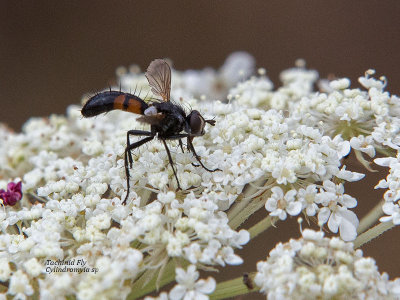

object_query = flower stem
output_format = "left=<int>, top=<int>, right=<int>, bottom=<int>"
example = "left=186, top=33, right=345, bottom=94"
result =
left=210, top=272, right=258, bottom=300
left=357, top=199, right=384, bottom=234
left=248, top=215, right=273, bottom=239
left=228, top=178, right=266, bottom=221
left=228, top=178, right=272, bottom=230
left=354, top=221, right=395, bottom=248
left=127, top=259, right=177, bottom=300
left=354, top=149, right=376, bottom=172
left=229, top=196, right=266, bottom=230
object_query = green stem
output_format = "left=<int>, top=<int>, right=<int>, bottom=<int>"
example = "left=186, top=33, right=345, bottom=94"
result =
left=248, top=215, right=273, bottom=239
left=354, top=150, right=376, bottom=172
left=227, top=193, right=245, bottom=222
left=127, top=259, right=178, bottom=300
left=229, top=196, right=267, bottom=230
left=376, top=147, right=395, bottom=157
left=227, top=178, right=266, bottom=222
left=210, top=272, right=259, bottom=300
left=354, top=221, right=395, bottom=248
left=357, top=200, right=384, bottom=234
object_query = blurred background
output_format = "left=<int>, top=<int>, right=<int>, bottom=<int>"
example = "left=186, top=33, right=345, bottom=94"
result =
left=1, top=0, right=399, bottom=293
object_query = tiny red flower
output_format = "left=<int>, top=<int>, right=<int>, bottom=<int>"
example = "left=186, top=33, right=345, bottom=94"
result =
left=0, top=181, right=23, bottom=206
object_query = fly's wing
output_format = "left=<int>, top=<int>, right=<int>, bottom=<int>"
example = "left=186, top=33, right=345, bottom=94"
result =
left=145, top=59, right=171, bottom=102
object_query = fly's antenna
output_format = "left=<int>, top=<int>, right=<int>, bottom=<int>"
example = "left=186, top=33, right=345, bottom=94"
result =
left=204, top=101, right=217, bottom=126
left=205, top=117, right=216, bottom=126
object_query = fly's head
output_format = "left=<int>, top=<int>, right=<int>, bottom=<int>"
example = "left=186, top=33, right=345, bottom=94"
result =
left=186, top=110, right=216, bottom=137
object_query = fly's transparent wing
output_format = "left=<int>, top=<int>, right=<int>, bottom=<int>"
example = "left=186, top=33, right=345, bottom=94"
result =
left=145, top=59, right=171, bottom=102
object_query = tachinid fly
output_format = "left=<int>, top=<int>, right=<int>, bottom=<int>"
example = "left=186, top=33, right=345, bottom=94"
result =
left=81, top=59, right=219, bottom=204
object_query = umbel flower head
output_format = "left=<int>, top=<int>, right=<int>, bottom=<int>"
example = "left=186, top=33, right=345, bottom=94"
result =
left=254, top=228, right=400, bottom=300
left=0, top=53, right=399, bottom=299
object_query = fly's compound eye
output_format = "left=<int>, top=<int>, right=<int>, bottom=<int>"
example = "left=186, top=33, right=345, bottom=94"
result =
left=188, top=110, right=206, bottom=135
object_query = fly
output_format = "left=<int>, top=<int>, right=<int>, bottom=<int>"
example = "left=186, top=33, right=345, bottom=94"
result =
left=81, top=59, right=219, bottom=204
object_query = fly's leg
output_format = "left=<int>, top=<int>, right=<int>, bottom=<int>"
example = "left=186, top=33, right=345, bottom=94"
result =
left=163, top=133, right=220, bottom=173
left=178, top=139, right=200, bottom=168
left=187, top=137, right=220, bottom=172
left=179, top=139, right=185, bottom=153
left=123, top=134, right=154, bottom=204
left=161, top=139, right=182, bottom=190
left=126, top=130, right=153, bottom=168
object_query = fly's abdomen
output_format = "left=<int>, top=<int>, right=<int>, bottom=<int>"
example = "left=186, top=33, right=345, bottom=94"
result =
left=81, top=91, right=148, bottom=117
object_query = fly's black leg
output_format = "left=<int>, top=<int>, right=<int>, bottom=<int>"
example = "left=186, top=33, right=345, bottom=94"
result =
left=187, top=137, right=220, bottom=172
left=127, top=130, right=153, bottom=168
left=163, top=134, right=219, bottom=172
left=161, top=139, right=182, bottom=190
left=123, top=135, right=154, bottom=204
left=166, top=135, right=199, bottom=168
left=179, top=139, right=185, bottom=153
left=179, top=139, right=197, bottom=167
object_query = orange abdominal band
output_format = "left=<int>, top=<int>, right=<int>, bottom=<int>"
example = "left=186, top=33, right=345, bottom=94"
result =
left=113, top=94, right=143, bottom=114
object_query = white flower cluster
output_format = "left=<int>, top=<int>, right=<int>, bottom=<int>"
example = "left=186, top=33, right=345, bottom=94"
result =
left=229, top=62, right=318, bottom=110
left=254, top=229, right=400, bottom=300
left=0, top=53, right=399, bottom=299
left=266, top=180, right=359, bottom=241
left=293, top=70, right=400, bottom=152
left=375, top=151, right=400, bottom=225
left=122, top=191, right=249, bottom=268
left=201, top=104, right=362, bottom=240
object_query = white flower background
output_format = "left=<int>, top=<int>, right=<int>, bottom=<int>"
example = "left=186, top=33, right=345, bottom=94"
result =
left=0, top=53, right=399, bottom=299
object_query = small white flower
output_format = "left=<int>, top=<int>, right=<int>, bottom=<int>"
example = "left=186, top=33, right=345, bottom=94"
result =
left=350, top=135, right=376, bottom=157
left=329, top=78, right=351, bottom=90
left=266, top=187, right=301, bottom=220
left=8, top=270, right=34, bottom=299
left=23, top=258, right=43, bottom=277
left=336, top=166, right=365, bottom=182
left=358, top=69, right=386, bottom=90
left=380, top=202, right=400, bottom=224
left=0, top=258, right=11, bottom=281
left=157, top=191, right=176, bottom=204
left=87, top=212, right=111, bottom=230
left=82, top=140, right=104, bottom=156
left=271, top=161, right=297, bottom=185
left=297, top=184, right=319, bottom=216
left=169, top=265, right=216, bottom=300
left=316, top=181, right=358, bottom=241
